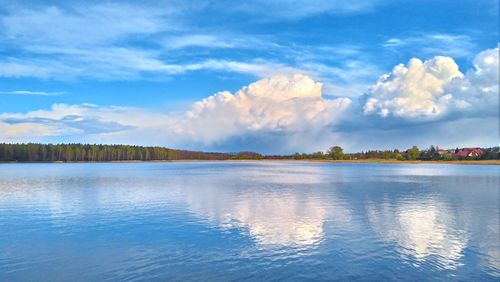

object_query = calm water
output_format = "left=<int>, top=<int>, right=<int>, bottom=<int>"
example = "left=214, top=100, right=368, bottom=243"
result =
left=0, top=162, right=499, bottom=281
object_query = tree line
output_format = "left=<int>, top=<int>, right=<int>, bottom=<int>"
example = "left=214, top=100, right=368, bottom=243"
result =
left=0, top=143, right=498, bottom=162
left=0, top=143, right=262, bottom=162
left=282, top=145, right=499, bottom=161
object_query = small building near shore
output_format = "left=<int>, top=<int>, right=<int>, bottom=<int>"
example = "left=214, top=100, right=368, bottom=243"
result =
left=455, top=148, right=485, bottom=158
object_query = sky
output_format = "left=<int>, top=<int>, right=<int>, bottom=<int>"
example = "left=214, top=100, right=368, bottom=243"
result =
left=0, top=0, right=498, bottom=153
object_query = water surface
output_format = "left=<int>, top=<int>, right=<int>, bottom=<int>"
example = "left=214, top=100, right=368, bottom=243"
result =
left=0, top=162, right=498, bottom=281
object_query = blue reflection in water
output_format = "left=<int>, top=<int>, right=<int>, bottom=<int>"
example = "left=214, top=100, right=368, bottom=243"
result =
left=0, top=162, right=498, bottom=281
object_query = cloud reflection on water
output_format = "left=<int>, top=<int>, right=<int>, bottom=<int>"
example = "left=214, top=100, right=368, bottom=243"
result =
left=0, top=162, right=498, bottom=277
left=177, top=163, right=350, bottom=246
left=367, top=199, right=467, bottom=270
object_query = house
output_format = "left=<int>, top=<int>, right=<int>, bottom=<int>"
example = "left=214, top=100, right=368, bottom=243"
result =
left=455, top=148, right=485, bottom=158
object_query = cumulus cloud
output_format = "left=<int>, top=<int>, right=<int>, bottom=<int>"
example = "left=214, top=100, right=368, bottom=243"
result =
left=170, top=74, right=351, bottom=145
left=363, top=56, right=463, bottom=118
left=0, top=74, right=351, bottom=152
left=363, top=46, right=499, bottom=120
left=443, top=47, right=499, bottom=116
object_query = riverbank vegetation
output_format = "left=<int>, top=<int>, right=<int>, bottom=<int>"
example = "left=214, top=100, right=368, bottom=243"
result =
left=280, top=145, right=499, bottom=161
left=0, top=143, right=498, bottom=162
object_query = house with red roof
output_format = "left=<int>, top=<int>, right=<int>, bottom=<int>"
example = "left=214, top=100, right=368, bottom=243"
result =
left=455, top=148, right=485, bottom=158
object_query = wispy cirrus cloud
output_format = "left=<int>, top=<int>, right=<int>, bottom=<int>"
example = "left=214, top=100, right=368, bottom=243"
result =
left=383, top=33, right=476, bottom=58
left=0, top=0, right=382, bottom=90
left=0, top=90, right=66, bottom=96
left=219, top=0, right=385, bottom=20
left=0, top=103, right=139, bottom=139
left=0, top=50, right=296, bottom=80
left=1, top=3, right=174, bottom=47
left=161, top=34, right=277, bottom=50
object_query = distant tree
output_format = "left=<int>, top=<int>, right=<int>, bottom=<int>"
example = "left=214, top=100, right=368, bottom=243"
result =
left=2, top=144, right=14, bottom=161
left=394, top=152, right=404, bottom=161
left=64, top=146, right=74, bottom=162
left=310, top=151, right=325, bottom=159
left=481, top=147, right=500, bottom=160
left=407, top=146, right=420, bottom=160
left=328, top=146, right=345, bottom=160
left=429, top=145, right=440, bottom=160
left=74, top=146, right=82, bottom=161
left=441, top=151, right=453, bottom=161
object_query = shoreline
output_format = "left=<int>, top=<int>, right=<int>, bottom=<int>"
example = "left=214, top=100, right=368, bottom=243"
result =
left=1, top=159, right=499, bottom=165
left=296, top=159, right=500, bottom=165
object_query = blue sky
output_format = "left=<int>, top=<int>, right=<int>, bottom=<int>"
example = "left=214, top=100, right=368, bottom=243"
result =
left=0, top=0, right=498, bottom=153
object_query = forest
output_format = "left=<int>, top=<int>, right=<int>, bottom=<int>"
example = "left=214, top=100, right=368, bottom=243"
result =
left=0, top=143, right=262, bottom=162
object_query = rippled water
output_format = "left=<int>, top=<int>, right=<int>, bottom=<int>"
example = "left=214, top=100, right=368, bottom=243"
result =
left=0, top=162, right=499, bottom=281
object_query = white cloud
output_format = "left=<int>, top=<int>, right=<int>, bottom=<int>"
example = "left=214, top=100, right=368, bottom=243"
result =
left=363, top=56, right=463, bottom=118
left=0, top=120, right=59, bottom=138
left=444, top=46, right=499, bottom=115
left=0, top=104, right=141, bottom=139
left=363, top=46, right=499, bottom=120
left=0, top=74, right=350, bottom=152
left=171, top=74, right=351, bottom=145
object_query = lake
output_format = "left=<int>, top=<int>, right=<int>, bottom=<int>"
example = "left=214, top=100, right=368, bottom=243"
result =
left=0, top=162, right=498, bottom=281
